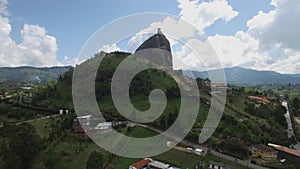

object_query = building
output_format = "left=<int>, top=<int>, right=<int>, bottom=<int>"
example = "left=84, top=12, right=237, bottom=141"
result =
left=72, top=115, right=92, bottom=139
left=211, top=83, right=228, bottom=89
left=72, top=119, right=88, bottom=138
left=94, top=122, right=112, bottom=130
left=248, top=96, right=271, bottom=104
left=129, top=158, right=153, bottom=169
left=148, top=160, right=170, bottom=169
left=76, top=115, right=92, bottom=126
left=249, top=144, right=277, bottom=161
left=194, top=148, right=205, bottom=156
left=268, top=143, right=300, bottom=166
left=209, top=161, right=235, bottom=169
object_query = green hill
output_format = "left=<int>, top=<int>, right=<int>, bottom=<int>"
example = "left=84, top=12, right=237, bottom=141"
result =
left=31, top=32, right=293, bottom=159
left=189, top=66, right=300, bottom=85
left=0, top=66, right=71, bottom=83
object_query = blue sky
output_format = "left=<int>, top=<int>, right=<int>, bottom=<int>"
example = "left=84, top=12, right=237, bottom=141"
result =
left=1, top=0, right=300, bottom=73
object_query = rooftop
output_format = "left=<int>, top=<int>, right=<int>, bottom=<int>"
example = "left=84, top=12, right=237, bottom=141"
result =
left=274, top=146, right=300, bottom=157
left=131, top=158, right=153, bottom=169
left=148, top=160, right=170, bottom=169
left=250, top=144, right=276, bottom=153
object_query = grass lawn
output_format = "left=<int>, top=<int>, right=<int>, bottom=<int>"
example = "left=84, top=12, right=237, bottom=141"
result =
left=126, top=125, right=158, bottom=138
left=31, top=135, right=111, bottom=169
left=29, top=117, right=52, bottom=139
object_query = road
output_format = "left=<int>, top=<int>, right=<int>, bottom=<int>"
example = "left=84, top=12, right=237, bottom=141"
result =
left=131, top=122, right=269, bottom=169
left=282, top=101, right=295, bottom=138
left=15, top=114, right=60, bottom=125
left=282, top=101, right=300, bottom=150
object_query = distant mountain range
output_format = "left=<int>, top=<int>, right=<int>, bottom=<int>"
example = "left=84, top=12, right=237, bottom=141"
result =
left=1, top=66, right=300, bottom=85
left=0, top=66, right=71, bottom=83
left=186, top=66, right=300, bottom=85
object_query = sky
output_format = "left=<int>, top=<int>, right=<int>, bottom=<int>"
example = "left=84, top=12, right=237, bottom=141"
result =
left=0, top=0, right=300, bottom=74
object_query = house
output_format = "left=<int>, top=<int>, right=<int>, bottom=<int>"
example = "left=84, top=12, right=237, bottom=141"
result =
left=72, top=119, right=88, bottom=138
left=249, top=144, right=277, bottom=161
left=129, top=158, right=153, bottom=169
left=248, top=96, right=271, bottom=104
left=148, top=160, right=170, bottom=169
left=72, top=115, right=92, bottom=139
left=185, top=147, right=193, bottom=154
left=211, top=83, right=228, bottom=89
left=76, top=115, right=92, bottom=126
left=94, top=122, right=112, bottom=130
left=268, top=144, right=300, bottom=166
left=194, top=148, right=205, bottom=156
left=209, top=161, right=235, bottom=169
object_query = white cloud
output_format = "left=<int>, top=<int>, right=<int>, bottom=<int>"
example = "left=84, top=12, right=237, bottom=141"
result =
left=0, top=1, right=60, bottom=67
left=208, top=31, right=264, bottom=68
left=127, top=0, right=238, bottom=71
left=0, top=0, right=9, bottom=16
left=172, top=0, right=300, bottom=74
left=127, top=17, right=199, bottom=52
left=100, top=43, right=121, bottom=53
left=178, top=0, right=238, bottom=33
left=0, top=21, right=59, bottom=67
left=247, top=0, right=300, bottom=51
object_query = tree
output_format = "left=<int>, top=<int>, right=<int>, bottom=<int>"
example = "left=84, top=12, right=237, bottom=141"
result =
left=4, top=152, right=22, bottom=169
left=292, top=98, right=300, bottom=116
left=274, top=105, right=287, bottom=127
left=167, top=110, right=177, bottom=127
left=293, top=98, right=300, bottom=110
left=0, top=123, right=42, bottom=169
left=86, top=151, right=104, bottom=169
left=44, top=149, right=59, bottom=169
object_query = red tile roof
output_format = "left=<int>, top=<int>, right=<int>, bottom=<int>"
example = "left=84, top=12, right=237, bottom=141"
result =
left=131, top=159, right=153, bottom=169
left=275, top=146, right=300, bottom=157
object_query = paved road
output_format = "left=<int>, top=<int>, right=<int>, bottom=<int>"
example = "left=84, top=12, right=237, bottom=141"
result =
left=131, top=122, right=269, bottom=169
left=282, top=101, right=300, bottom=150
left=15, top=114, right=60, bottom=125
left=282, top=101, right=295, bottom=138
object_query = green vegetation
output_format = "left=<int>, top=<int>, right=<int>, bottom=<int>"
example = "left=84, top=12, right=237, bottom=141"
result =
left=30, top=52, right=294, bottom=158
left=0, top=66, right=71, bottom=83
left=114, top=149, right=250, bottom=169
left=31, top=136, right=112, bottom=169
left=125, top=126, right=157, bottom=138
left=1, top=51, right=298, bottom=168
left=0, top=123, right=43, bottom=169
left=86, top=151, right=104, bottom=169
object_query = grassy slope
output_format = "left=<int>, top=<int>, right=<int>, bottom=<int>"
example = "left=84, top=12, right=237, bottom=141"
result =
left=30, top=52, right=291, bottom=164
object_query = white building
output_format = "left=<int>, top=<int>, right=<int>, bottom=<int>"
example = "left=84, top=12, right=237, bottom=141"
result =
left=94, top=122, right=112, bottom=130
left=148, top=160, right=170, bottom=169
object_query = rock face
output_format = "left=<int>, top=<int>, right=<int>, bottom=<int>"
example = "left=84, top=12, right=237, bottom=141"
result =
left=135, top=28, right=173, bottom=68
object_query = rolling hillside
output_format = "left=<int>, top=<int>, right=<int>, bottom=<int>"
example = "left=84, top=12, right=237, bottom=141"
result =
left=187, top=66, right=300, bottom=85
left=0, top=66, right=72, bottom=83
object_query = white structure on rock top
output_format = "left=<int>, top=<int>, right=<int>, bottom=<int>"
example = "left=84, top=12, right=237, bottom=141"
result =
left=157, top=28, right=162, bottom=34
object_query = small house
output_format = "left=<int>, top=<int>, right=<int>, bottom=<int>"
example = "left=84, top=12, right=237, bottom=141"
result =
left=249, top=144, right=277, bottom=161
left=209, top=161, right=235, bottom=169
left=129, top=158, right=153, bottom=169
left=148, top=160, right=170, bottom=169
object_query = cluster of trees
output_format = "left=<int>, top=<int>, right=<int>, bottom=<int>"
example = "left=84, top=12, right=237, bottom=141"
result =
left=290, top=97, right=300, bottom=117
left=46, top=112, right=76, bottom=142
left=152, top=108, right=178, bottom=129
left=244, top=102, right=287, bottom=127
left=7, top=109, right=36, bottom=120
left=0, top=104, right=37, bottom=120
left=86, top=151, right=104, bottom=169
left=0, top=123, right=43, bottom=169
